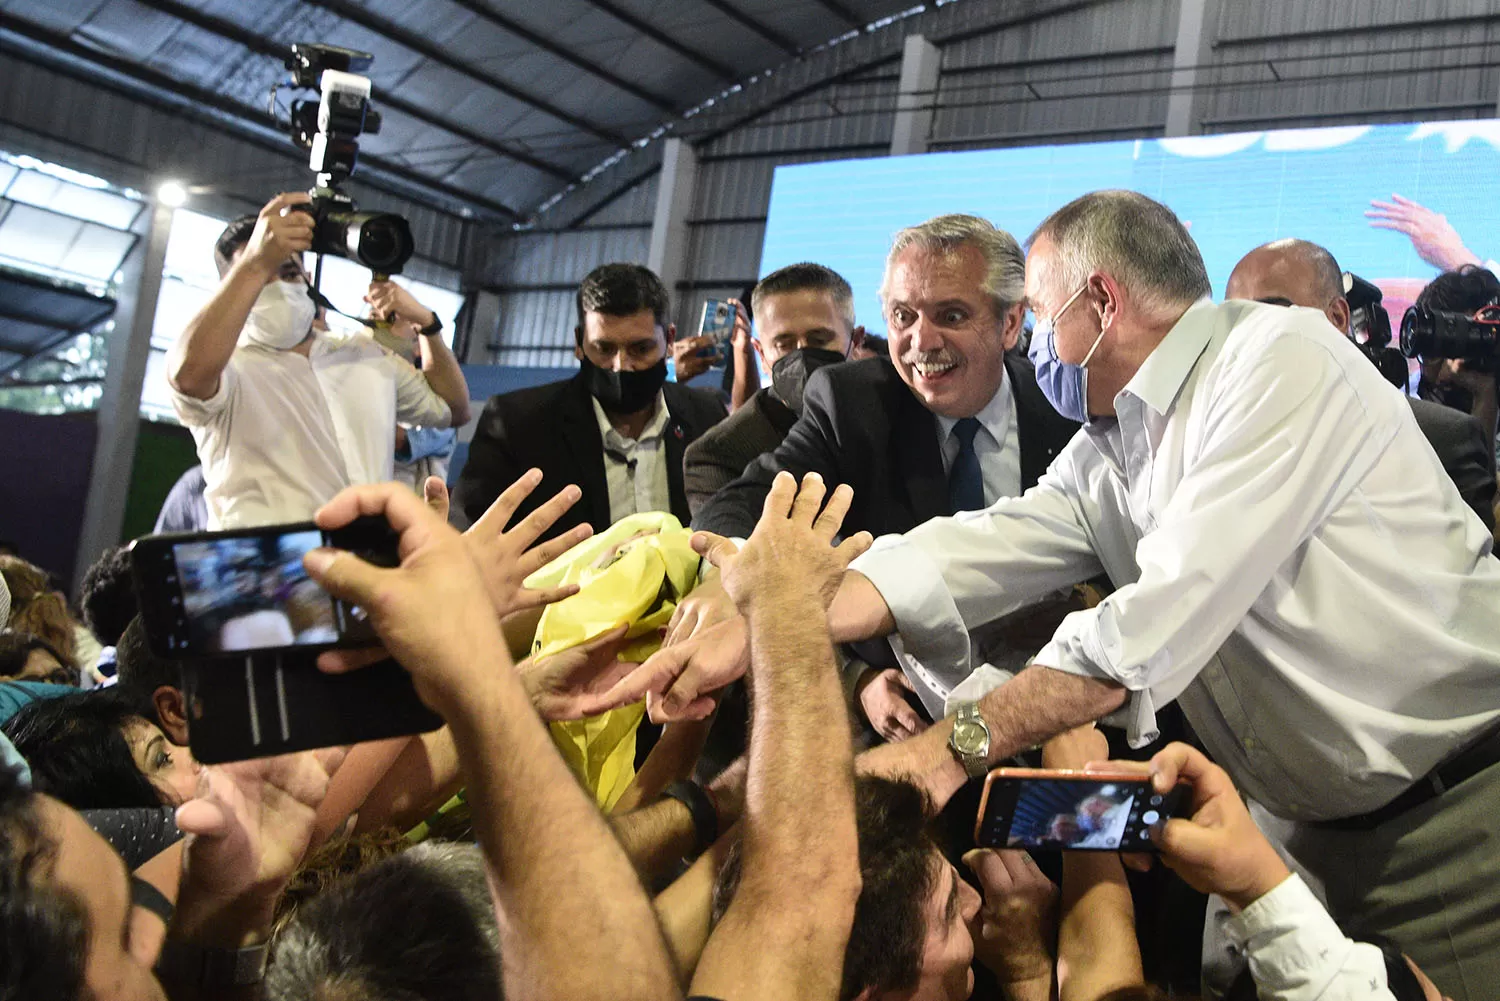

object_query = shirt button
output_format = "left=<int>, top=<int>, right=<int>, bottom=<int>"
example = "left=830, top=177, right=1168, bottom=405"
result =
left=1243, top=737, right=1256, bottom=751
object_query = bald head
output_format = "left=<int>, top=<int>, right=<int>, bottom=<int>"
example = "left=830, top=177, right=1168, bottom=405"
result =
left=1227, top=239, right=1350, bottom=333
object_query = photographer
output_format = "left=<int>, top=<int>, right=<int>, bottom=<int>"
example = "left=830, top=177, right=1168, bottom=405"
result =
left=1409, top=265, right=1500, bottom=464
left=167, top=192, right=471, bottom=529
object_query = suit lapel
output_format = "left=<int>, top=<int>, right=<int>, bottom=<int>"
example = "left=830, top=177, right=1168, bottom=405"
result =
left=662, top=385, right=692, bottom=525
left=892, top=387, right=949, bottom=522
left=560, top=375, right=612, bottom=531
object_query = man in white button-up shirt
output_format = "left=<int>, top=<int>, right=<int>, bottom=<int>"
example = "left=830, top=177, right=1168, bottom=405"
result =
left=812, top=191, right=1500, bottom=998
left=167, top=193, right=472, bottom=529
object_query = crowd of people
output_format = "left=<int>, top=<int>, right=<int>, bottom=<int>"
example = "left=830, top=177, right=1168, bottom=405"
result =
left=1, top=182, right=1495, bottom=1001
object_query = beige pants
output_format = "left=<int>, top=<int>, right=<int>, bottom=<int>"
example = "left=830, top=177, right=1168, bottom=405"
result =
left=1215, top=762, right=1500, bottom=1001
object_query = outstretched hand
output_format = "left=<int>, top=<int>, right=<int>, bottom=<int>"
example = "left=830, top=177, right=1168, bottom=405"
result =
left=693, top=471, right=872, bottom=615
left=1367, top=193, right=1480, bottom=272
left=172, top=748, right=346, bottom=942
left=518, top=625, right=635, bottom=721
left=427, top=471, right=593, bottom=619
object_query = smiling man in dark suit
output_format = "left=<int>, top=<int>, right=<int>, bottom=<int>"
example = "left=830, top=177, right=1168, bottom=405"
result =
left=692, top=215, right=1080, bottom=737
left=454, top=263, right=727, bottom=540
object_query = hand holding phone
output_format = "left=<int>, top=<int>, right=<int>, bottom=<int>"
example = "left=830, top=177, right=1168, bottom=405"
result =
left=975, top=767, right=1189, bottom=852
left=696, top=298, right=737, bottom=365
left=1118, top=743, right=1291, bottom=910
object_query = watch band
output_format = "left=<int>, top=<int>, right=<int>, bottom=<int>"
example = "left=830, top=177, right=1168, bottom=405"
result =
left=417, top=312, right=444, bottom=337
left=662, top=779, right=719, bottom=854
left=951, top=701, right=992, bottom=779
left=156, top=939, right=270, bottom=988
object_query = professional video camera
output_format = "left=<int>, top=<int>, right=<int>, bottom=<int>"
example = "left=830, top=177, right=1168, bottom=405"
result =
left=279, top=43, right=414, bottom=276
left=1400, top=300, right=1500, bottom=374
left=1343, top=272, right=1408, bottom=390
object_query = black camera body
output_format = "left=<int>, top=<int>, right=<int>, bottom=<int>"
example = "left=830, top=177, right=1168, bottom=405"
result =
left=1344, top=272, right=1408, bottom=390
left=1400, top=303, right=1500, bottom=374
left=282, top=43, right=414, bottom=275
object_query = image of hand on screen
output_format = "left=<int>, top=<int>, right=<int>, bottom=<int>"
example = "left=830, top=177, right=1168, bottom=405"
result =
left=1367, top=193, right=1483, bottom=273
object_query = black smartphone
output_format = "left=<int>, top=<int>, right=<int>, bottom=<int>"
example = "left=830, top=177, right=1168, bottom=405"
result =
left=129, top=516, right=441, bottom=763
left=130, top=516, right=398, bottom=659
left=975, top=767, right=1189, bottom=852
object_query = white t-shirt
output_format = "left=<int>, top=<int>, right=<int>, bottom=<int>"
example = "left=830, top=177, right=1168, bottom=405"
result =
left=171, top=333, right=451, bottom=529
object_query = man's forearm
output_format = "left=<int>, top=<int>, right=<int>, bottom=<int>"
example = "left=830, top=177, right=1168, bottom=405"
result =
left=730, top=350, right=760, bottom=412
left=446, top=662, right=678, bottom=1001
left=1058, top=854, right=1144, bottom=1001
left=168, top=260, right=267, bottom=398
left=419, top=331, right=472, bottom=426
left=828, top=570, right=896, bottom=644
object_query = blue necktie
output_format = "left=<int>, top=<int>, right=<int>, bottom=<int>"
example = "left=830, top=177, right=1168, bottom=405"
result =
left=948, top=417, right=985, bottom=514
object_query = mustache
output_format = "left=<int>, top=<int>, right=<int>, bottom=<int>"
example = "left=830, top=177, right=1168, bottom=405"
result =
left=901, top=349, right=961, bottom=368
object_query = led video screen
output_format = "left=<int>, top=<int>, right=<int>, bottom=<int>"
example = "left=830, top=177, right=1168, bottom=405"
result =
left=759, top=121, right=1500, bottom=336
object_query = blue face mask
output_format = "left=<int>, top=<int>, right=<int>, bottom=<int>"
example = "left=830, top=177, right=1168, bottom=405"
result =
left=1028, top=283, right=1105, bottom=423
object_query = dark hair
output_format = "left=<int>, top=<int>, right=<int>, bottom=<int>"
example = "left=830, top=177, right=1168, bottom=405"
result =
left=79, top=547, right=135, bottom=648
left=0, top=631, right=76, bottom=687
left=0, top=764, right=89, bottom=1001
left=114, top=617, right=180, bottom=706
left=713, top=776, right=936, bottom=1000
left=214, top=213, right=259, bottom=278
left=574, top=263, right=670, bottom=340
left=267, top=842, right=502, bottom=1001
left=3, top=689, right=165, bottom=810
left=1415, top=264, right=1500, bottom=315
left=861, top=333, right=889, bottom=356
left=0, top=556, right=78, bottom=667
left=752, top=262, right=856, bottom=329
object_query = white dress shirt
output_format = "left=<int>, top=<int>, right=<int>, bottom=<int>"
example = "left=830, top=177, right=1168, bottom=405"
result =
left=172, top=332, right=452, bottom=529
left=1227, top=875, right=1395, bottom=1001
left=593, top=392, right=672, bottom=525
left=853, top=299, right=1500, bottom=820
left=936, top=365, right=1023, bottom=504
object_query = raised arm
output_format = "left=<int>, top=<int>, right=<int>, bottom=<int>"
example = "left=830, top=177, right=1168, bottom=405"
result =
left=368, top=279, right=472, bottom=426
left=305, top=483, right=679, bottom=1001
left=168, top=192, right=312, bottom=399
left=689, top=472, right=872, bottom=1000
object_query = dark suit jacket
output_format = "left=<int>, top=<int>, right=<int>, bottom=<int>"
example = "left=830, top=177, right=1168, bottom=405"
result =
left=453, top=373, right=728, bottom=541
left=693, top=354, right=1080, bottom=539
left=683, top=388, right=798, bottom=518
left=1408, top=397, right=1496, bottom=532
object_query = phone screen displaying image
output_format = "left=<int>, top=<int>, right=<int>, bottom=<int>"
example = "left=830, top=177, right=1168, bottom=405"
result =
left=171, top=531, right=340, bottom=654
left=978, top=774, right=1182, bottom=852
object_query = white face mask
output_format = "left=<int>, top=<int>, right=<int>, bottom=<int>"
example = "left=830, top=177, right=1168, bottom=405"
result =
left=243, top=280, right=316, bottom=351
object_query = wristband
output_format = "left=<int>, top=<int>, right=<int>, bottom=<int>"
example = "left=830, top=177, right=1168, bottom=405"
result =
left=418, top=312, right=444, bottom=337
left=662, top=779, right=719, bottom=853
left=156, top=939, right=269, bottom=988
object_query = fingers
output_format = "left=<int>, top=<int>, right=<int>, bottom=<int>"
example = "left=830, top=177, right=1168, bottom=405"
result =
left=893, top=669, right=916, bottom=692
left=833, top=530, right=874, bottom=565
left=1119, top=851, right=1155, bottom=872
left=510, top=485, right=586, bottom=554
left=691, top=531, right=738, bottom=570
left=1148, top=741, right=1221, bottom=798
left=516, top=522, right=592, bottom=578
left=509, top=583, right=580, bottom=613
left=597, top=644, right=690, bottom=708
left=302, top=547, right=389, bottom=609
left=423, top=477, right=450, bottom=521
left=812, top=482, right=854, bottom=539
left=265, top=191, right=313, bottom=215
left=314, top=482, right=437, bottom=539
left=174, top=798, right=230, bottom=838
left=473, top=468, right=544, bottom=536
left=963, top=848, right=1011, bottom=889
left=789, top=471, right=828, bottom=526
left=760, top=470, right=798, bottom=522
left=315, top=646, right=390, bottom=675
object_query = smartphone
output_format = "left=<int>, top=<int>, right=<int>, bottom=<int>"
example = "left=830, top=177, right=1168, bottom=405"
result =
left=130, top=516, right=399, bottom=659
left=130, top=516, right=442, bottom=762
left=696, top=298, right=737, bottom=365
left=975, top=767, right=1189, bottom=851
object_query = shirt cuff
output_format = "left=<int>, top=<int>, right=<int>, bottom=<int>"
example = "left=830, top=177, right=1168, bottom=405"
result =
left=850, top=534, right=972, bottom=683
left=1226, top=874, right=1389, bottom=1000
left=1034, top=607, right=1162, bottom=749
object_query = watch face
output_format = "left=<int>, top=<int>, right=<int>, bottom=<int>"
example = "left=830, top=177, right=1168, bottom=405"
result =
left=952, top=720, right=987, bottom=755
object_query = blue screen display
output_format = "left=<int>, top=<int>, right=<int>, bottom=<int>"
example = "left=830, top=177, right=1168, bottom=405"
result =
left=759, top=121, right=1500, bottom=336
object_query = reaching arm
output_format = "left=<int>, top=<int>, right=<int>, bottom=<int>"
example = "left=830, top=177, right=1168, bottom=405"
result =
left=369, top=280, right=472, bottom=427
left=305, top=483, right=680, bottom=1001
left=728, top=299, right=760, bottom=412
left=689, top=474, right=870, bottom=1001
left=168, top=192, right=313, bottom=399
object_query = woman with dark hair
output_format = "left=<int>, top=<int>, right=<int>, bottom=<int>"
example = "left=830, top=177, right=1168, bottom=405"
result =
left=1, top=687, right=200, bottom=810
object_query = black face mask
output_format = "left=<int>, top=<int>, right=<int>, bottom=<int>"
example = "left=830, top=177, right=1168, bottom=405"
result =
left=770, top=347, right=847, bottom=415
left=581, top=355, right=668, bottom=415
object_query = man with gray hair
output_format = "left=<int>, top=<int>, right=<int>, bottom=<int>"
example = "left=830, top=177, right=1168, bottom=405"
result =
left=802, top=190, right=1500, bottom=998
left=682, top=214, right=1078, bottom=737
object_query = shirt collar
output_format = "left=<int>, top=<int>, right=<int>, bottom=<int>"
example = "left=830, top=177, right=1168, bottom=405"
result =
left=936, top=364, right=1014, bottom=442
left=592, top=391, right=669, bottom=446
left=1118, top=297, right=1216, bottom=417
